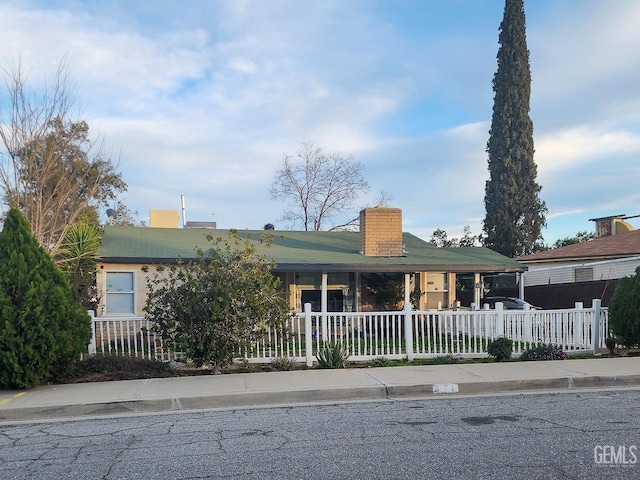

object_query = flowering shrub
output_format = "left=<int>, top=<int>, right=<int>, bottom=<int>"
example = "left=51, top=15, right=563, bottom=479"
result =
left=520, top=343, right=567, bottom=361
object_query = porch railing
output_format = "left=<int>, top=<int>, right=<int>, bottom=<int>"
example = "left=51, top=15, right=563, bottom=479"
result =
left=87, top=300, right=608, bottom=365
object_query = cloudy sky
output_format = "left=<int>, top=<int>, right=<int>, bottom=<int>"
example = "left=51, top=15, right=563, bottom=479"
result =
left=1, top=0, right=639, bottom=245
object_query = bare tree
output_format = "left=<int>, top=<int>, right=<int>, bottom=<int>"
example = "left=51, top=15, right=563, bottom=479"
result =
left=329, top=190, right=393, bottom=231
left=0, top=57, right=126, bottom=257
left=270, top=142, right=370, bottom=231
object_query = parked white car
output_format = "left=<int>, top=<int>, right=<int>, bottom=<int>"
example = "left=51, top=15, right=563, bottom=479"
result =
left=482, top=297, right=540, bottom=310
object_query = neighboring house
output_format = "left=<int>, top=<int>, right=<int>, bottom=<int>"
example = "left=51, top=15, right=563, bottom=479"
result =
left=95, top=207, right=526, bottom=317
left=516, top=215, right=640, bottom=308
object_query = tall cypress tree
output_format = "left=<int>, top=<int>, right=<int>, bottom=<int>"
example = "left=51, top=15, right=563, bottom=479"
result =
left=0, top=208, right=91, bottom=388
left=483, top=0, right=546, bottom=257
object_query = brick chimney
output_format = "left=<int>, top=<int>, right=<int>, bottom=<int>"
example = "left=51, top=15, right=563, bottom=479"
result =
left=359, top=207, right=403, bottom=257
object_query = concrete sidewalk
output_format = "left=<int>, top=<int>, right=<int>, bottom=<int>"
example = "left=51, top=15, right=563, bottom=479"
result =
left=1, top=357, right=639, bottom=422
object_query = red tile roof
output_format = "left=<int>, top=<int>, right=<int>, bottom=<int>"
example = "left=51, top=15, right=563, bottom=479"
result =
left=518, top=229, right=640, bottom=263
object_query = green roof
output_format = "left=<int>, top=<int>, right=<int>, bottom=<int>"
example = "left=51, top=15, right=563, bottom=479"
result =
left=97, top=226, right=526, bottom=273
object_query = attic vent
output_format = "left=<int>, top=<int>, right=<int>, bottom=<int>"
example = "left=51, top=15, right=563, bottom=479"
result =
left=574, top=267, right=593, bottom=283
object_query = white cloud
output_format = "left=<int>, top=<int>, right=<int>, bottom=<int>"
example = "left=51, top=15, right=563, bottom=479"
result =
left=1, top=0, right=639, bottom=246
left=228, top=57, right=257, bottom=75
left=536, top=127, right=640, bottom=173
left=444, top=121, right=489, bottom=143
left=0, top=6, right=213, bottom=110
left=530, top=0, right=640, bottom=131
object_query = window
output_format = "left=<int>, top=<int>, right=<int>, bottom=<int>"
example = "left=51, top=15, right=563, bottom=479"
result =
left=574, top=267, right=593, bottom=283
left=105, top=272, right=135, bottom=315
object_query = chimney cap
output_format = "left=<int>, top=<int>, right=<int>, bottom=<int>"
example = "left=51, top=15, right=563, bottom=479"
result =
left=588, top=214, right=626, bottom=222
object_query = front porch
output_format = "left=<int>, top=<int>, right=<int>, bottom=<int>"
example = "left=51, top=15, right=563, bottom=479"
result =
left=276, top=271, right=515, bottom=313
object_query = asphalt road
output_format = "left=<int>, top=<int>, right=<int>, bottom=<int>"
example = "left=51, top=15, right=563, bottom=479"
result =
left=1, top=389, right=639, bottom=479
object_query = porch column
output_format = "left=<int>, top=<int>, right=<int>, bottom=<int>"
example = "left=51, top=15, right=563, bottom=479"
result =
left=304, top=303, right=313, bottom=367
left=404, top=273, right=411, bottom=307
left=448, top=272, right=456, bottom=308
left=404, top=273, right=414, bottom=361
left=321, top=273, right=328, bottom=342
left=473, top=272, right=481, bottom=308
left=353, top=272, right=360, bottom=312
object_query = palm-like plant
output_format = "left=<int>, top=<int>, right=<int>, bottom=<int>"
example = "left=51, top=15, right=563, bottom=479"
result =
left=56, top=217, right=102, bottom=309
left=316, top=342, right=349, bottom=369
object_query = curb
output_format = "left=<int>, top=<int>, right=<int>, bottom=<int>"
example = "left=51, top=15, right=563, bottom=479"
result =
left=387, top=374, right=640, bottom=397
left=2, top=374, right=640, bottom=423
left=0, top=386, right=388, bottom=422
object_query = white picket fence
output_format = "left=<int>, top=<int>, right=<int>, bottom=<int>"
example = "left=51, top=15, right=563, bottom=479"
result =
left=87, top=300, right=608, bottom=365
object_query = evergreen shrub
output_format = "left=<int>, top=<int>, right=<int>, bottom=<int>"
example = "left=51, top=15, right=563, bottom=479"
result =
left=487, top=337, right=513, bottom=361
left=0, top=208, right=91, bottom=388
left=608, top=266, right=640, bottom=348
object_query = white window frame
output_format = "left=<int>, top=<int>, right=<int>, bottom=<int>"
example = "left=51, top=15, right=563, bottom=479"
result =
left=104, top=270, right=136, bottom=316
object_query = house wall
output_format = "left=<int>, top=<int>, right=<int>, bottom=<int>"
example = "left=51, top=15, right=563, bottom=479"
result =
left=424, top=272, right=449, bottom=309
left=97, top=262, right=458, bottom=317
left=524, top=257, right=640, bottom=287
left=508, top=256, right=640, bottom=308
left=97, top=263, right=149, bottom=317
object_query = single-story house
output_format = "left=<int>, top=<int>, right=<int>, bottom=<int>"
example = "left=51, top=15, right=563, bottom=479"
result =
left=95, top=207, right=526, bottom=317
left=515, top=215, right=640, bottom=308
